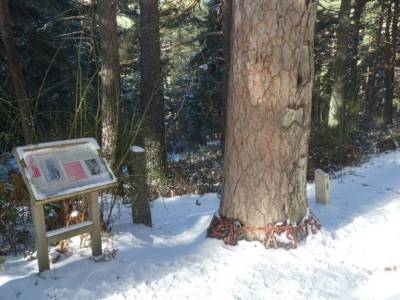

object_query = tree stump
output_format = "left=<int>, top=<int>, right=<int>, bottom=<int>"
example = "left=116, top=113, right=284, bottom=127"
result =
left=128, top=146, right=152, bottom=227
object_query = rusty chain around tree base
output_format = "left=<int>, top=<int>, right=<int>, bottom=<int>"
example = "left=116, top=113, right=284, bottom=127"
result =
left=207, top=213, right=321, bottom=248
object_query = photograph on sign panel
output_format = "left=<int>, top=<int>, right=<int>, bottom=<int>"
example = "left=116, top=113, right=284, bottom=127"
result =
left=84, top=158, right=101, bottom=175
left=27, top=155, right=41, bottom=178
left=40, top=158, right=64, bottom=182
left=63, top=161, right=88, bottom=182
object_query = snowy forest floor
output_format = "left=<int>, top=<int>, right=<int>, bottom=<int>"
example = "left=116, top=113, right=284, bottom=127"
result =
left=1, top=151, right=400, bottom=300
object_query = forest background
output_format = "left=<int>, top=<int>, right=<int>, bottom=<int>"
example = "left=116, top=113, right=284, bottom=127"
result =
left=0, top=0, right=399, bottom=254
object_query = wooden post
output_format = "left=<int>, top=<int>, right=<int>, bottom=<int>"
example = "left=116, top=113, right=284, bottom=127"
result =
left=31, top=202, right=50, bottom=272
left=315, top=169, right=330, bottom=205
left=32, top=192, right=103, bottom=272
left=128, top=146, right=152, bottom=226
left=87, top=191, right=102, bottom=257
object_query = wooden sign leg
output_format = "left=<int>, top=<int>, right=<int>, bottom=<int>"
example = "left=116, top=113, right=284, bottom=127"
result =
left=88, top=192, right=102, bottom=257
left=32, top=203, right=50, bottom=272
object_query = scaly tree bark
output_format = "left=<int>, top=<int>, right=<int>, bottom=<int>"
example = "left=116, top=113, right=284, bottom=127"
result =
left=96, top=0, right=122, bottom=171
left=0, top=0, right=35, bottom=143
left=139, top=0, right=167, bottom=183
left=383, top=0, right=398, bottom=125
left=221, top=0, right=316, bottom=241
left=328, top=0, right=351, bottom=129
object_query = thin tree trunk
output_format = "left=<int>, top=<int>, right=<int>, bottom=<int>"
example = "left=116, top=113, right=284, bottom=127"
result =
left=96, top=0, right=122, bottom=171
left=349, top=0, right=368, bottom=104
left=0, top=0, right=35, bottom=143
left=128, top=145, right=152, bottom=227
left=328, top=0, right=351, bottom=129
left=366, top=5, right=384, bottom=122
left=221, top=0, right=316, bottom=241
left=139, top=0, right=167, bottom=184
left=312, top=75, right=322, bottom=127
left=392, top=0, right=399, bottom=115
left=321, top=61, right=334, bottom=127
left=383, top=0, right=398, bottom=125
left=221, top=0, right=232, bottom=146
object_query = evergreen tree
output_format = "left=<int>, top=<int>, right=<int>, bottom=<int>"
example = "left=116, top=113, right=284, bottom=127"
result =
left=221, top=0, right=316, bottom=240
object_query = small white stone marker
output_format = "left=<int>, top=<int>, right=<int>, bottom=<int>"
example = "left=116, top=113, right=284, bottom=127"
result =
left=0, top=256, right=5, bottom=271
left=315, top=169, right=330, bottom=205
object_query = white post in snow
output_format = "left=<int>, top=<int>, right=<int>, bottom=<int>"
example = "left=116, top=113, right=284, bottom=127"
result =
left=0, top=256, right=5, bottom=272
left=315, top=169, right=330, bottom=205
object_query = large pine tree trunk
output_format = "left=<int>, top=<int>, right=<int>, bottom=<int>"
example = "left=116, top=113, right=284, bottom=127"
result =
left=139, top=0, right=167, bottom=183
left=383, top=0, right=398, bottom=125
left=328, top=0, right=351, bottom=129
left=96, top=0, right=122, bottom=171
left=0, top=0, right=35, bottom=143
left=221, top=0, right=316, bottom=241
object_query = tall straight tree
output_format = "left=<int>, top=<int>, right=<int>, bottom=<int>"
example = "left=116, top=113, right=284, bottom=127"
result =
left=221, top=0, right=232, bottom=145
left=383, top=0, right=399, bottom=125
left=328, top=0, right=351, bottom=129
left=96, top=0, right=122, bottom=171
left=0, top=0, right=35, bottom=143
left=366, top=2, right=385, bottom=121
left=349, top=0, right=368, bottom=104
left=221, top=0, right=316, bottom=240
left=139, top=0, right=167, bottom=183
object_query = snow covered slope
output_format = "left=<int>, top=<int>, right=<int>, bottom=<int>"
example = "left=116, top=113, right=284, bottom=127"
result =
left=1, top=151, right=400, bottom=300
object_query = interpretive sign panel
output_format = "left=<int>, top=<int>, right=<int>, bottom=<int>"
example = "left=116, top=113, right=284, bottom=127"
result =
left=14, top=138, right=117, bottom=202
left=13, top=138, right=116, bottom=271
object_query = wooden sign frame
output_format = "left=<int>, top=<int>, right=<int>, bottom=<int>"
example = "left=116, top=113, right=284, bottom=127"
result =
left=13, top=138, right=117, bottom=272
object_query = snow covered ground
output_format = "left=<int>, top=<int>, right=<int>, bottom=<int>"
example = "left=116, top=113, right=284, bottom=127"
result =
left=1, top=151, right=400, bottom=300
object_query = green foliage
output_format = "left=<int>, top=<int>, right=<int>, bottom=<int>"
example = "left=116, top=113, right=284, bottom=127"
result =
left=0, top=0, right=99, bottom=149
left=167, top=144, right=223, bottom=196
left=308, top=126, right=364, bottom=180
left=164, top=0, right=224, bottom=148
left=0, top=0, right=398, bottom=187
left=0, top=175, right=31, bottom=255
left=310, top=0, right=400, bottom=176
left=0, top=198, right=19, bottom=231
